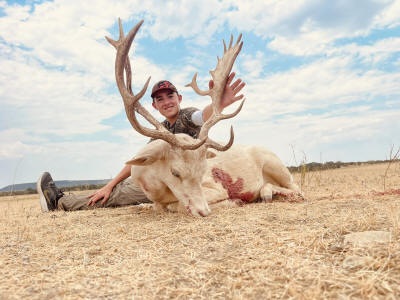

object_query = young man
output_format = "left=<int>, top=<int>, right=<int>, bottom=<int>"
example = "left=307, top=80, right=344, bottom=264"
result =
left=37, top=73, right=245, bottom=211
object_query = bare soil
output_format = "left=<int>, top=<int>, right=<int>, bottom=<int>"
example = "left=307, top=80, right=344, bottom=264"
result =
left=1, top=162, right=399, bottom=299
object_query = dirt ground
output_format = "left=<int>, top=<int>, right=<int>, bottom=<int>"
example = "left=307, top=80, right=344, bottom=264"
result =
left=1, top=162, right=399, bottom=299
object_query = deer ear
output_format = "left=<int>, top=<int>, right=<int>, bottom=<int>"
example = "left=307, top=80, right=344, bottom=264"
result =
left=126, top=156, right=156, bottom=166
left=126, top=141, right=170, bottom=166
left=206, top=150, right=217, bottom=159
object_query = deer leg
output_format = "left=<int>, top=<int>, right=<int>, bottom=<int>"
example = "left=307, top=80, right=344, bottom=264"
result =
left=260, top=183, right=304, bottom=202
left=260, top=183, right=302, bottom=201
left=259, top=183, right=273, bottom=202
left=165, top=202, right=187, bottom=214
left=153, top=202, right=168, bottom=212
left=271, top=185, right=299, bottom=196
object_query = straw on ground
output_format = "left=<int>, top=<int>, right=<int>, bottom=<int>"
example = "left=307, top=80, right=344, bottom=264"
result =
left=0, top=162, right=399, bottom=299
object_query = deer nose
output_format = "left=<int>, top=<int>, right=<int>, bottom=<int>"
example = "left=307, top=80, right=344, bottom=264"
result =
left=198, top=208, right=210, bottom=217
left=198, top=205, right=211, bottom=217
left=186, top=205, right=211, bottom=217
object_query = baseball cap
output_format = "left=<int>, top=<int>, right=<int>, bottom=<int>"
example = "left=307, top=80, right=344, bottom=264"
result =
left=151, top=80, right=178, bottom=98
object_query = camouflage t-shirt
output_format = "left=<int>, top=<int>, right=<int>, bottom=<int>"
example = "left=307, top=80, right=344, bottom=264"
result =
left=160, top=107, right=201, bottom=139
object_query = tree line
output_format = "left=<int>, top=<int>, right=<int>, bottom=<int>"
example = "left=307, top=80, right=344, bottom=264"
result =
left=287, top=159, right=399, bottom=173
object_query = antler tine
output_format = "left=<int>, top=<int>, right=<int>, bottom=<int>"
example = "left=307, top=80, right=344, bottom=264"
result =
left=106, top=19, right=133, bottom=94
left=125, top=57, right=133, bottom=95
left=108, top=20, right=146, bottom=108
left=105, top=36, right=118, bottom=48
left=195, top=32, right=244, bottom=150
left=183, top=31, right=245, bottom=151
left=220, top=98, right=245, bottom=120
left=105, top=18, right=125, bottom=49
left=185, top=73, right=211, bottom=96
left=236, top=33, right=242, bottom=46
left=107, top=19, right=207, bottom=150
left=109, top=21, right=164, bottom=132
left=116, top=18, right=134, bottom=94
left=118, top=18, right=124, bottom=39
left=199, top=97, right=244, bottom=141
left=205, top=126, right=234, bottom=151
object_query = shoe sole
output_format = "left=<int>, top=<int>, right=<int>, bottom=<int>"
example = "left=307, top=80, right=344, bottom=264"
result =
left=37, top=173, right=49, bottom=212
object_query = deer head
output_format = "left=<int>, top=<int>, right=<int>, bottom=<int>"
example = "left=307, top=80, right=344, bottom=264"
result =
left=106, top=19, right=244, bottom=216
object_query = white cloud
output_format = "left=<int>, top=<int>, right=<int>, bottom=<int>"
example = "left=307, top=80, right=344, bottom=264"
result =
left=0, top=128, right=46, bottom=144
left=227, top=0, right=395, bottom=56
left=146, top=0, right=225, bottom=41
left=0, top=1, right=172, bottom=140
left=1, top=139, right=146, bottom=184
left=240, top=55, right=400, bottom=120
left=229, top=107, right=400, bottom=166
left=225, top=1, right=307, bottom=37
left=332, top=37, right=400, bottom=65
left=268, top=33, right=330, bottom=56
left=1, top=0, right=400, bottom=187
left=0, top=47, right=120, bottom=136
left=241, top=51, right=265, bottom=78
left=374, top=0, right=400, bottom=28
left=0, top=141, right=42, bottom=159
left=0, top=0, right=150, bottom=77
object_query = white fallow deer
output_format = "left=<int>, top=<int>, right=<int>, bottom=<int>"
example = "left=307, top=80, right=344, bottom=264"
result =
left=106, top=19, right=301, bottom=217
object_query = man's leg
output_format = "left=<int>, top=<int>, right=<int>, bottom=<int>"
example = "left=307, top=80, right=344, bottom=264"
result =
left=58, top=179, right=151, bottom=210
left=57, top=192, right=94, bottom=211
left=102, top=179, right=151, bottom=208
left=38, top=172, right=151, bottom=211
left=37, top=172, right=65, bottom=212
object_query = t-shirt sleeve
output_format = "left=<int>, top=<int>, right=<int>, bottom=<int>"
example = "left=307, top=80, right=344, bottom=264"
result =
left=179, top=107, right=202, bottom=138
left=181, top=107, right=201, bottom=127
left=191, top=110, right=204, bottom=126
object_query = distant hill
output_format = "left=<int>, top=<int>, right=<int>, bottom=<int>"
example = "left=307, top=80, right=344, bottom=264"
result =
left=0, top=179, right=111, bottom=192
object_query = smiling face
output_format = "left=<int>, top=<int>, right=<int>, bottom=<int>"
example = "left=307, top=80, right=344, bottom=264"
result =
left=152, top=90, right=182, bottom=124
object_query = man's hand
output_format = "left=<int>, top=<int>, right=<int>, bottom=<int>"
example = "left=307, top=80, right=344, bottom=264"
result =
left=86, top=165, right=131, bottom=207
left=209, top=72, right=245, bottom=112
left=87, top=185, right=114, bottom=206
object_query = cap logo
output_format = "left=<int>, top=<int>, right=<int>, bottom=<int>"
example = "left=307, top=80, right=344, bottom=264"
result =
left=151, top=80, right=177, bottom=97
left=158, top=81, right=171, bottom=89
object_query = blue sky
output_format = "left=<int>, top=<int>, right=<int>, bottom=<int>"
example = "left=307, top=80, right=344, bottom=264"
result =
left=0, top=0, right=399, bottom=188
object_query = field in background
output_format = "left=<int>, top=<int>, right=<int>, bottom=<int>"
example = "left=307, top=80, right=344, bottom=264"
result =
left=1, top=162, right=399, bottom=299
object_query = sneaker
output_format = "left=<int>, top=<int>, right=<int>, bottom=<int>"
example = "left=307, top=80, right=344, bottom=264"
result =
left=36, top=172, right=64, bottom=212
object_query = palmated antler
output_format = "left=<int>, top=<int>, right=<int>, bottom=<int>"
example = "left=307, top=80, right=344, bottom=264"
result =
left=106, top=19, right=206, bottom=150
left=186, top=34, right=245, bottom=151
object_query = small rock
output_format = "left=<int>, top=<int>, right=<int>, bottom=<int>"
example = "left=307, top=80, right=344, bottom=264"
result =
left=87, top=247, right=102, bottom=256
left=344, top=231, right=391, bottom=247
left=342, top=255, right=374, bottom=269
left=329, top=244, right=343, bottom=252
left=22, top=256, right=30, bottom=264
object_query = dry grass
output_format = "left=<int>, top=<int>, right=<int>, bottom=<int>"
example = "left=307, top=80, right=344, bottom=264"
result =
left=1, top=162, right=399, bottom=299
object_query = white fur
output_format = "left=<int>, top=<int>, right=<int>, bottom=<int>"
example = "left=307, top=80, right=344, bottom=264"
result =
left=126, top=134, right=300, bottom=217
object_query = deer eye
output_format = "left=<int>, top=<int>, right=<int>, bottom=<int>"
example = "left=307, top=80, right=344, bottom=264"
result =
left=171, top=170, right=181, bottom=178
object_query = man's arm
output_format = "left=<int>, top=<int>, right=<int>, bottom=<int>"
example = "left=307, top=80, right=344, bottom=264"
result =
left=202, top=72, right=245, bottom=122
left=87, top=164, right=131, bottom=206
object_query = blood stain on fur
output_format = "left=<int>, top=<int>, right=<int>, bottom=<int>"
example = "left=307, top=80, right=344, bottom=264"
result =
left=211, top=168, right=254, bottom=203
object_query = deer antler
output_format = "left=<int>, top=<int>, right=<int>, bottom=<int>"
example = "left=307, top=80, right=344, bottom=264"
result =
left=106, top=19, right=206, bottom=150
left=186, top=34, right=245, bottom=150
